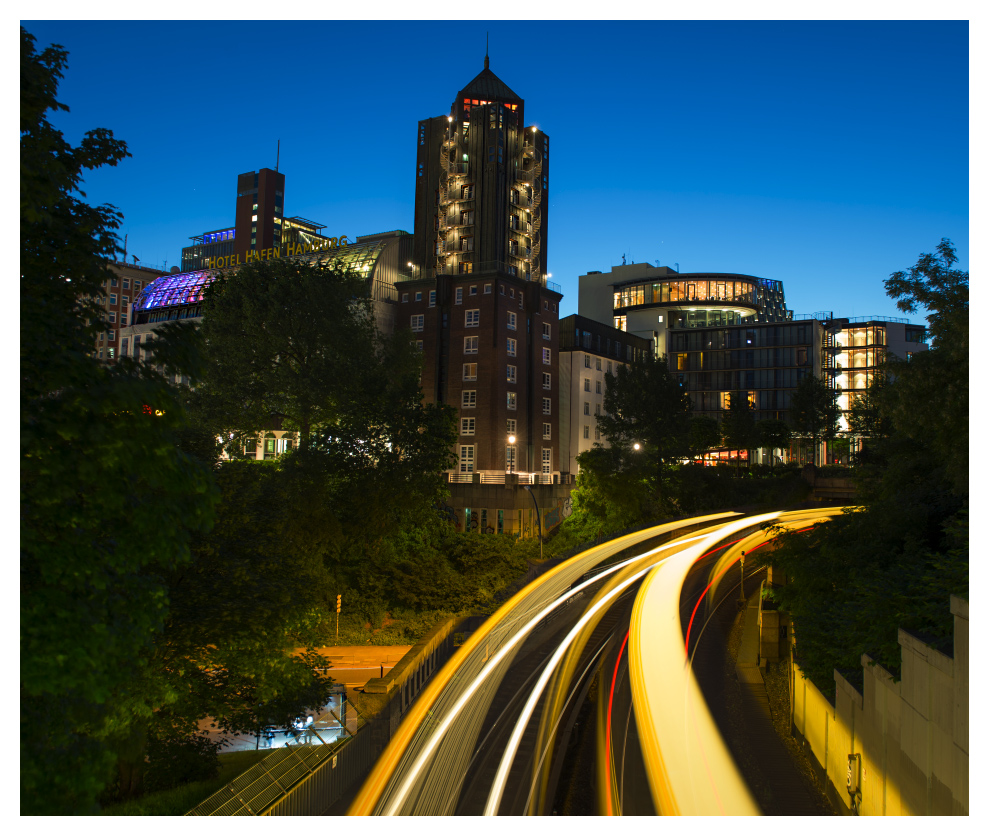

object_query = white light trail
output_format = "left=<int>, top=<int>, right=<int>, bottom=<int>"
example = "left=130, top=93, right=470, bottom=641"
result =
left=483, top=558, right=663, bottom=815
left=379, top=530, right=713, bottom=815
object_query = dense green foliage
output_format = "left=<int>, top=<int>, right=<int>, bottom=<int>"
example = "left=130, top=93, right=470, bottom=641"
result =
left=196, top=259, right=377, bottom=449
left=761, top=241, right=968, bottom=697
left=20, top=28, right=218, bottom=814
left=756, top=419, right=791, bottom=470
left=595, top=352, right=693, bottom=512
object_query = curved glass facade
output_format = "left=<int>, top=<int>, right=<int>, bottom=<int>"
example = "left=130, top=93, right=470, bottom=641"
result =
left=138, top=270, right=212, bottom=311
left=614, top=278, right=758, bottom=309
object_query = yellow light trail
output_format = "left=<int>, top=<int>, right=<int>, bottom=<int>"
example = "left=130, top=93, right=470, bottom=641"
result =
left=628, top=508, right=846, bottom=815
left=349, top=512, right=739, bottom=815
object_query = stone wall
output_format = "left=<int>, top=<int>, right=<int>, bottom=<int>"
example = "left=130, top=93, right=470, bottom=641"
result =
left=790, top=595, right=968, bottom=815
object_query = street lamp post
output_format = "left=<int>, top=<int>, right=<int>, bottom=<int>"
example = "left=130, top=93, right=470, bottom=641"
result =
left=508, top=434, right=516, bottom=474
left=738, top=550, right=746, bottom=604
left=523, top=485, right=543, bottom=563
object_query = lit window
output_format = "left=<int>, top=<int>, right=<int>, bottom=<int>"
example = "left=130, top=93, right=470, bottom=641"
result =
left=507, top=365, right=517, bottom=383
left=507, top=392, right=517, bottom=410
left=542, top=398, right=551, bottom=415
left=461, top=417, right=475, bottom=436
left=411, top=315, right=424, bottom=332
left=462, top=390, right=476, bottom=408
left=507, top=312, right=517, bottom=331
left=464, top=336, right=478, bottom=354
left=507, top=338, right=517, bottom=356
left=542, top=348, right=551, bottom=365
left=463, top=363, right=477, bottom=381
left=252, top=214, right=258, bottom=221
left=466, top=309, right=480, bottom=327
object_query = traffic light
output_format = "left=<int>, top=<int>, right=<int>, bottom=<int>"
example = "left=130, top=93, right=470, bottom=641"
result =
left=336, top=594, right=341, bottom=614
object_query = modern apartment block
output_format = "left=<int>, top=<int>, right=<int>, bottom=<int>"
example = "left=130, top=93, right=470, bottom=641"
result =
left=576, top=261, right=928, bottom=465
left=558, top=314, right=652, bottom=475
left=579, top=263, right=790, bottom=359
left=832, top=317, right=928, bottom=433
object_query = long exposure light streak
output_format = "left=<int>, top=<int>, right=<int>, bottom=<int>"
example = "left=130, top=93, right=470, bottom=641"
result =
left=629, top=508, right=846, bottom=815
left=484, top=555, right=676, bottom=815
left=350, top=512, right=740, bottom=815
left=377, top=529, right=716, bottom=815
left=604, top=630, right=630, bottom=816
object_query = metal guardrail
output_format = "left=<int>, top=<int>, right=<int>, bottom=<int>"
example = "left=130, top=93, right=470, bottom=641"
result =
left=186, top=699, right=369, bottom=816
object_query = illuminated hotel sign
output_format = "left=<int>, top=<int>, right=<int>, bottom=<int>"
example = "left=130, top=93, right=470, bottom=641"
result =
left=205, top=236, right=350, bottom=269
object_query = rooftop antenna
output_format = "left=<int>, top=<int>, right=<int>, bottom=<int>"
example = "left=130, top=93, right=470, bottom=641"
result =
left=276, top=139, right=280, bottom=172
left=485, top=32, right=489, bottom=69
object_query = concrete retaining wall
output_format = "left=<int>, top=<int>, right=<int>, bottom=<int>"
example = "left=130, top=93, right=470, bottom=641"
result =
left=791, top=595, right=968, bottom=815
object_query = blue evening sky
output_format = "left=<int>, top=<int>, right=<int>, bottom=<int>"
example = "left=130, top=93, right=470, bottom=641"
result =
left=23, top=18, right=968, bottom=324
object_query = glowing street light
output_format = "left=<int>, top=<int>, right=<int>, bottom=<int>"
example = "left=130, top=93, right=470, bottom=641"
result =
left=633, top=442, right=641, bottom=451
left=507, top=434, right=516, bottom=474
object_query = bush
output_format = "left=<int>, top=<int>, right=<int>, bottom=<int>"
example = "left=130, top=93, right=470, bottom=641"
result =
left=143, top=733, right=221, bottom=794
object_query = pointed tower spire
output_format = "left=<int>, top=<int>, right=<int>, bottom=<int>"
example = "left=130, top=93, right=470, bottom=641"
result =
left=485, top=32, right=489, bottom=69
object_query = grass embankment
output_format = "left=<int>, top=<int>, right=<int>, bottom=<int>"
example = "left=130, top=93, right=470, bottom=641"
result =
left=99, top=749, right=269, bottom=816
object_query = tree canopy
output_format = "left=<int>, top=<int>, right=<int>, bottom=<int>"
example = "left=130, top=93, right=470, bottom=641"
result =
left=594, top=353, right=692, bottom=511
left=759, top=241, right=968, bottom=697
left=20, top=28, right=217, bottom=813
left=196, top=258, right=377, bottom=448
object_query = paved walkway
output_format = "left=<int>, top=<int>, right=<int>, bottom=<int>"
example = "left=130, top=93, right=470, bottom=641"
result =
left=733, top=591, right=833, bottom=815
